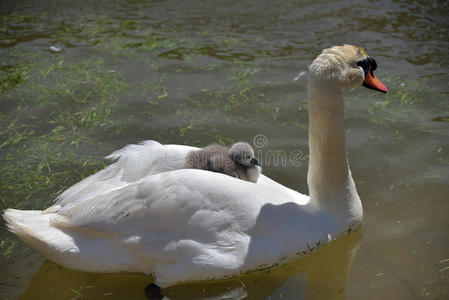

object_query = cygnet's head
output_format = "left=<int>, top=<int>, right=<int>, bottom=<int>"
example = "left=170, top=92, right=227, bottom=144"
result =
left=230, top=142, right=260, bottom=167
left=308, top=44, right=387, bottom=93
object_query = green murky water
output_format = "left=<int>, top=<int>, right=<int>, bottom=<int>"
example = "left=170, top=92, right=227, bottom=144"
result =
left=0, top=0, right=448, bottom=299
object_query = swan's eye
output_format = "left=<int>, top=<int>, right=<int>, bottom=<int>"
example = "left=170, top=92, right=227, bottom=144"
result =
left=357, top=57, right=378, bottom=76
left=356, top=59, right=370, bottom=76
left=368, top=57, right=377, bottom=71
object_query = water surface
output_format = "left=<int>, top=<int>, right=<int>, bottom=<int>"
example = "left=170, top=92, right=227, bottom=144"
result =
left=0, top=0, right=448, bottom=299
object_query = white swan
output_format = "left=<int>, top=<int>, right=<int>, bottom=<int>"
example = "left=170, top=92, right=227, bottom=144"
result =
left=3, top=45, right=387, bottom=289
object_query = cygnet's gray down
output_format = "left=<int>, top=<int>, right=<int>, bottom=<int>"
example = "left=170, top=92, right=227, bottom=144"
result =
left=186, top=142, right=261, bottom=183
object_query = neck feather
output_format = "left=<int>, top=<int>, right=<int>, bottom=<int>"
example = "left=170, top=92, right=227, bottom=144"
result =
left=306, top=80, right=362, bottom=226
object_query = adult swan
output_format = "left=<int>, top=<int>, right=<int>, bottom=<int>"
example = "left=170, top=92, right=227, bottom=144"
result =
left=4, top=45, right=387, bottom=290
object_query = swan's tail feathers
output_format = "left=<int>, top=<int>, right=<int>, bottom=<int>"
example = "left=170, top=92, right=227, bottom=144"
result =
left=4, top=209, right=143, bottom=273
left=3, top=209, right=78, bottom=254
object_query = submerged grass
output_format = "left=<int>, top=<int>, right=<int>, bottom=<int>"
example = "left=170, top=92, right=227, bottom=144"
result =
left=0, top=51, right=126, bottom=211
left=347, top=77, right=449, bottom=125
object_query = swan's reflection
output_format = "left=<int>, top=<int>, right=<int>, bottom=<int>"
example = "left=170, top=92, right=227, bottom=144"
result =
left=20, top=232, right=360, bottom=300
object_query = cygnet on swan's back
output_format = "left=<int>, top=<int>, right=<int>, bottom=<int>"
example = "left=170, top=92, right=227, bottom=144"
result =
left=186, top=142, right=261, bottom=183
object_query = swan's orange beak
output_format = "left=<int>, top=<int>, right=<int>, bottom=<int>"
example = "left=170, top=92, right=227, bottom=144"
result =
left=363, top=68, right=388, bottom=93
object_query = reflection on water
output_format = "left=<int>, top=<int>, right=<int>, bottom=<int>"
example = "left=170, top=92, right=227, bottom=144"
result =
left=20, top=233, right=361, bottom=300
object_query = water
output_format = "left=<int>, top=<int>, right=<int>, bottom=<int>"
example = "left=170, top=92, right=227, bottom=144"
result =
left=1, top=0, right=448, bottom=299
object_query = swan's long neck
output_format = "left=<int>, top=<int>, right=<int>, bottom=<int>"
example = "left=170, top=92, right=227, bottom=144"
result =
left=306, top=80, right=363, bottom=228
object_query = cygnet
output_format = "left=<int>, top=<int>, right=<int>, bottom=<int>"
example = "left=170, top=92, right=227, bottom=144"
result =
left=186, top=142, right=261, bottom=183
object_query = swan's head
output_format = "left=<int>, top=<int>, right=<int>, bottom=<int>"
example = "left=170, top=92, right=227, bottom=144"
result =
left=308, top=44, right=387, bottom=93
left=230, top=142, right=260, bottom=167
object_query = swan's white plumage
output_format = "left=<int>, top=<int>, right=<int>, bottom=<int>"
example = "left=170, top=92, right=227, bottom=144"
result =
left=3, top=44, right=375, bottom=287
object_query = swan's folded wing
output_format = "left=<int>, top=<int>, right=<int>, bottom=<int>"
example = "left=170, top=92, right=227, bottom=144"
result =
left=51, top=169, right=263, bottom=275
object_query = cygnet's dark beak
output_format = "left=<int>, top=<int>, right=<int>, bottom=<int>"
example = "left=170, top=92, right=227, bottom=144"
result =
left=250, top=157, right=261, bottom=166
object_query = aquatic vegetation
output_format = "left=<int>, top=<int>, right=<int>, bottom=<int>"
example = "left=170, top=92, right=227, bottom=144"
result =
left=0, top=237, right=17, bottom=257
left=0, top=64, right=29, bottom=93
left=0, top=52, right=126, bottom=211
left=347, top=77, right=449, bottom=125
